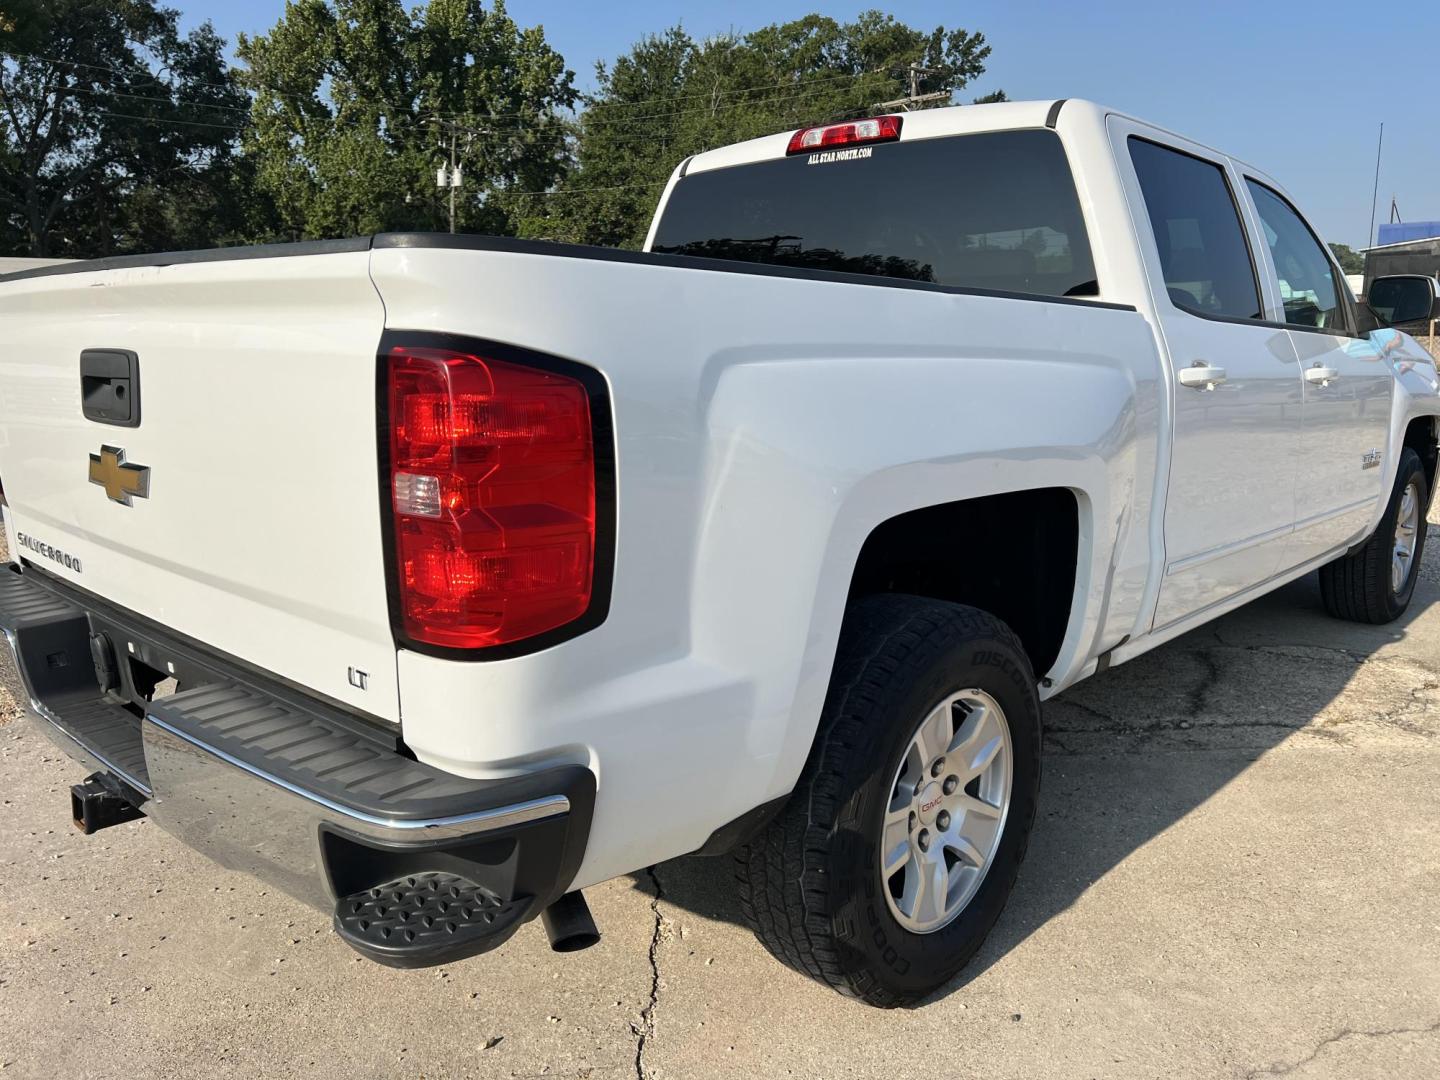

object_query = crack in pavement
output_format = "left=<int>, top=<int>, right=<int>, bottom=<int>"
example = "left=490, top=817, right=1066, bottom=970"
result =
left=631, top=865, right=666, bottom=1080
left=1246, top=644, right=1439, bottom=677
left=1243, top=1016, right=1440, bottom=1077
left=1043, top=718, right=1349, bottom=745
left=1042, top=639, right=1440, bottom=756
left=1209, top=630, right=1379, bottom=665
left=1186, top=648, right=1221, bottom=718
left=1051, top=697, right=1122, bottom=727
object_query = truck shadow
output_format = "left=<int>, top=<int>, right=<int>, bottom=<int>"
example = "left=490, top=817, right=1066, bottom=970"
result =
left=635, top=551, right=1440, bottom=1006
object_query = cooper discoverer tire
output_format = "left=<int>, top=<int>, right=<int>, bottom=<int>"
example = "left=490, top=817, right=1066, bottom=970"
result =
left=734, top=594, right=1042, bottom=1007
left=1319, top=447, right=1429, bottom=624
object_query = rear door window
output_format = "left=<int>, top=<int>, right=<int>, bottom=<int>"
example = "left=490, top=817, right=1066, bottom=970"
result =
left=1245, top=180, right=1347, bottom=331
left=651, top=129, right=1098, bottom=300
left=1127, top=138, right=1263, bottom=321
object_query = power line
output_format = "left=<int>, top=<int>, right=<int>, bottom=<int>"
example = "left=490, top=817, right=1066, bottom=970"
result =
left=69, top=74, right=883, bottom=143
left=583, top=67, right=885, bottom=111
left=0, top=47, right=240, bottom=95
left=2, top=46, right=892, bottom=128
left=90, top=108, right=242, bottom=132
left=2, top=45, right=549, bottom=127
left=54, top=103, right=665, bottom=196
left=298, top=68, right=885, bottom=127
left=12, top=82, right=894, bottom=176
left=45, top=81, right=251, bottom=115
left=573, top=78, right=886, bottom=127
left=4, top=45, right=888, bottom=117
left=348, top=73, right=880, bottom=133
left=499, top=179, right=667, bottom=197
left=7, top=82, right=911, bottom=185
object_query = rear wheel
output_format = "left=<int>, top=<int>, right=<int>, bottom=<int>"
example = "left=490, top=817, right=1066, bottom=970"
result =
left=1320, top=447, right=1429, bottom=624
left=734, top=594, right=1041, bottom=1007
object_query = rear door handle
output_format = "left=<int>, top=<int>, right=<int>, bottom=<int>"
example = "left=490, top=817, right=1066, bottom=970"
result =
left=1178, top=363, right=1227, bottom=390
left=1305, top=365, right=1339, bottom=386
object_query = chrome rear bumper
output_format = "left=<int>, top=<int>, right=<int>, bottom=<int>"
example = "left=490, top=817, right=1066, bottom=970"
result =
left=2, top=564, right=594, bottom=965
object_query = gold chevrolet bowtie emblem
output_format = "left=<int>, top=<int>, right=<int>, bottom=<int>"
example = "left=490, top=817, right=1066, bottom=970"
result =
left=88, top=445, right=151, bottom=506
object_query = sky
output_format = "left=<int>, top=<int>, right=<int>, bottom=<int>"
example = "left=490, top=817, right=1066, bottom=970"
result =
left=177, top=0, right=1440, bottom=249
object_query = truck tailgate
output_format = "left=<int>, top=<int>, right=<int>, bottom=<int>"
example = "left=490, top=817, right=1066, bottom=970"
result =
left=0, top=249, right=398, bottom=721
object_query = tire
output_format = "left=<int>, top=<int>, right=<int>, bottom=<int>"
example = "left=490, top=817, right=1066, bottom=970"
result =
left=1319, top=447, right=1430, bottom=624
left=734, top=594, right=1042, bottom=1007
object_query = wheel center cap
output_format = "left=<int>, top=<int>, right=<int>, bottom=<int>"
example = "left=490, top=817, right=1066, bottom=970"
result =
left=916, top=781, right=944, bottom=826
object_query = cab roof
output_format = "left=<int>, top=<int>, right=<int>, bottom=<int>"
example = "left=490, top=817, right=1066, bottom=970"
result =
left=684, top=99, right=1080, bottom=177
left=681, top=98, right=1267, bottom=184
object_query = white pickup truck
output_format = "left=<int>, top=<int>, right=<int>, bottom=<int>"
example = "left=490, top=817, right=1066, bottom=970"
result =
left=2, top=100, right=1438, bottom=1007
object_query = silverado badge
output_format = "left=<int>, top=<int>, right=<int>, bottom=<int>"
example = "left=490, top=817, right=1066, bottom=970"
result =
left=88, top=445, right=151, bottom=506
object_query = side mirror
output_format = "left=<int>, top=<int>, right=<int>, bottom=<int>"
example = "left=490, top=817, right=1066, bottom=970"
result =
left=1367, top=275, right=1439, bottom=327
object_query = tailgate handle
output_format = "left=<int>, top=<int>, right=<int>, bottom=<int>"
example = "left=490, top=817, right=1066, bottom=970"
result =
left=80, top=349, right=141, bottom=428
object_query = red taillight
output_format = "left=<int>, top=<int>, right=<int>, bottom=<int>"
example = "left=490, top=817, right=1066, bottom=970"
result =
left=387, top=345, right=597, bottom=649
left=786, top=115, right=902, bottom=155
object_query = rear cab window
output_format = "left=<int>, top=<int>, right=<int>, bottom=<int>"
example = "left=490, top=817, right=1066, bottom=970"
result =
left=650, top=129, right=1099, bottom=301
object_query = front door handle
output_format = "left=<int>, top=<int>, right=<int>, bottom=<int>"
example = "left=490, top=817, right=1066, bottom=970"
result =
left=1178, top=363, right=1227, bottom=390
left=1305, top=364, right=1339, bottom=386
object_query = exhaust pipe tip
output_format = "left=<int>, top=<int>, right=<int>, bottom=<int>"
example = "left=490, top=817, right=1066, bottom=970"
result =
left=540, top=891, right=600, bottom=953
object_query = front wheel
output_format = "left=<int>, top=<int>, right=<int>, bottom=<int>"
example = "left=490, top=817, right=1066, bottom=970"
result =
left=734, top=595, right=1041, bottom=1007
left=1320, top=447, right=1430, bottom=624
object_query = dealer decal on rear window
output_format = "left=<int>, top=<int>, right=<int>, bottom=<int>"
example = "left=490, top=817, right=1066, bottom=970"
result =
left=807, top=147, right=873, bottom=165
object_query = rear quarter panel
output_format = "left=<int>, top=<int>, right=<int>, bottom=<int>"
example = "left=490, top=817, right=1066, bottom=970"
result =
left=370, top=245, right=1163, bottom=887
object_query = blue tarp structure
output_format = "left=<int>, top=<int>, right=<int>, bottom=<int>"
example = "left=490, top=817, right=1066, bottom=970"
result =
left=1378, top=221, right=1440, bottom=246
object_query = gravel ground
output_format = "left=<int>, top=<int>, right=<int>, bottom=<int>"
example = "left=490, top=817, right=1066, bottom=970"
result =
left=2, top=515, right=1439, bottom=1079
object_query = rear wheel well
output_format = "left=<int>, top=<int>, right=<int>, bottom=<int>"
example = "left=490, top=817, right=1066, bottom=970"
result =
left=847, top=488, right=1080, bottom=679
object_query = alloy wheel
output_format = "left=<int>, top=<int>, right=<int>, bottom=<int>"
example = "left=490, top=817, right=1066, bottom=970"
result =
left=880, top=689, right=1013, bottom=934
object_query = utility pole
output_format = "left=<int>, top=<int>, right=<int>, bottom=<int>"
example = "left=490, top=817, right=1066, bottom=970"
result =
left=873, top=62, right=951, bottom=113
left=432, top=128, right=460, bottom=234
left=447, top=128, right=456, bottom=234
left=430, top=115, right=478, bottom=234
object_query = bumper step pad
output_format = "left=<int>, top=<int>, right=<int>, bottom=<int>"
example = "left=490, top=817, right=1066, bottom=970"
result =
left=335, top=872, right=529, bottom=968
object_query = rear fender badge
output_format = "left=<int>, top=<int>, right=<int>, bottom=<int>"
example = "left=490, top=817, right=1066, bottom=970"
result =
left=1361, top=448, right=1382, bottom=470
left=88, top=445, right=151, bottom=505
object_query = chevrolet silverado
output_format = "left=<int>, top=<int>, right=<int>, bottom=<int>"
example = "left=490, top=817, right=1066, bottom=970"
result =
left=1, top=99, right=1437, bottom=1006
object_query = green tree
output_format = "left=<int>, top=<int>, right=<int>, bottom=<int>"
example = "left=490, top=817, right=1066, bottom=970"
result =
left=237, top=0, right=575, bottom=241
left=1329, top=242, right=1365, bottom=275
left=533, top=12, right=999, bottom=249
left=0, top=0, right=248, bottom=257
